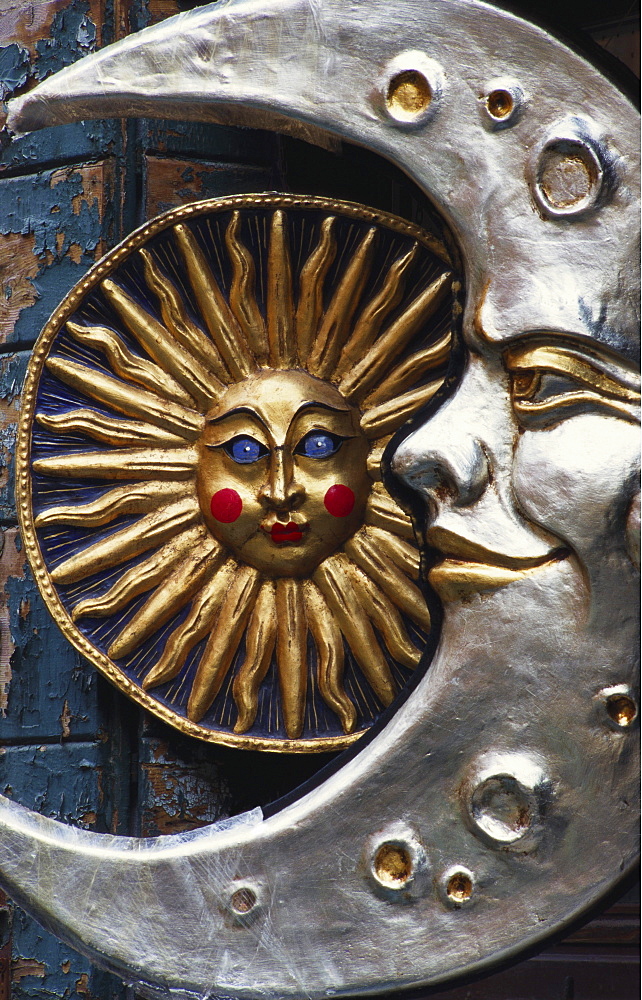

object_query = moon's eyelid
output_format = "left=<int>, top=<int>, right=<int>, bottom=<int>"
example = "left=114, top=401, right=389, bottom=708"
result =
left=505, top=343, right=641, bottom=403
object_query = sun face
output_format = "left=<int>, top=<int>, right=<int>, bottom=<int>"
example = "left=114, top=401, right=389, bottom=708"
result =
left=197, top=370, right=370, bottom=577
left=18, top=194, right=458, bottom=749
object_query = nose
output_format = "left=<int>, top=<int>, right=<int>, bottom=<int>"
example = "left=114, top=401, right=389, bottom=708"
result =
left=391, top=361, right=494, bottom=509
left=259, top=448, right=306, bottom=512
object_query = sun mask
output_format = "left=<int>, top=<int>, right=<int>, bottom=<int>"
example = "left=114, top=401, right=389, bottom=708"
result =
left=197, top=370, right=370, bottom=577
left=22, top=195, right=456, bottom=746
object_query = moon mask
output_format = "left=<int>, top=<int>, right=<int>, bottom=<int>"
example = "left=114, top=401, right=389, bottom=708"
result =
left=1, top=0, right=639, bottom=997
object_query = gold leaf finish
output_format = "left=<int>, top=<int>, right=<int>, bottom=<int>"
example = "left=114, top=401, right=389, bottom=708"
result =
left=295, top=216, right=336, bottom=362
left=340, top=270, right=452, bottom=401
left=276, top=577, right=308, bottom=739
left=187, top=565, right=261, bottom=722
left=233, top=581, right=277, bottom=734
left=20, top=194, right=456, bottom=750
left=226, top=212, right=268, bottom=364
left=308, top=227, right=377, bottom=378
left=174, top=221, right=254, bottom=381
left=267, top=210, right=295, bottom=367
left=45, top=356, right=202, bottom=439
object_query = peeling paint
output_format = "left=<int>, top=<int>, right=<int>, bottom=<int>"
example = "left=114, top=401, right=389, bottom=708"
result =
left=0, top=353, right=28, bottom=519
left=59, top=699, right=72, bottom=737
left=11, top=957, right=45, bottom=982
left=0, top=162, right=115, bottom=344
left=34, top=2, right=98, bottom=81
left=0, top=1, right=104, bottom=60
left=140, top=736, right=231, bottom=836
left=0, top=44, right=30, bottom=101
left=0, top=234, right=39, bottom=342
left=0, top=528, right=24, bottom=716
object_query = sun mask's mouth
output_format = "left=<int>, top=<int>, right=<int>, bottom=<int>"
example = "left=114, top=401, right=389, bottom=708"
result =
left=268, top=521, right=305, bottom=544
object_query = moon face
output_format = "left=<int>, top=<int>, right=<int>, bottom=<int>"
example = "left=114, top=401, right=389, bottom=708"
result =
left=0, top=0, right=639, bottom=997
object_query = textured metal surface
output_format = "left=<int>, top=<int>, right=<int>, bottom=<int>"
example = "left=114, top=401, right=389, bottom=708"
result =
left=0, top=0, right=639, bottom=997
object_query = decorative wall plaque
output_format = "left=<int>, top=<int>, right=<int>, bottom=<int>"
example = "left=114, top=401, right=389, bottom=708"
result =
left=18, top=194, right=454, bottom=749
left=0, top=0, right=639, bottom=998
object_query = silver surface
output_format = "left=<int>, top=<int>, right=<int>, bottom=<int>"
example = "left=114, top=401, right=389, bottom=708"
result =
left=1, top=1, right=640, bottom=997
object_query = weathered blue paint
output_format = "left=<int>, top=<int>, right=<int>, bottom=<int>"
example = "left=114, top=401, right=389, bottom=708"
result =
left=0, top=45, right=30, bottom=102
left=4, top=566, right=101, bottom=742
left=0, top=168, right=102, bottom=258
left=34, top=2, right=97, bottom=82
left=0, top=743, right=127, bottom=999
left=0, top=165, right=116, bottom=347
left=0, top=121, right=121, bottom=179
left=0, top=353, right=27, bottom=522
left=142, top=117, right=283, bottom=166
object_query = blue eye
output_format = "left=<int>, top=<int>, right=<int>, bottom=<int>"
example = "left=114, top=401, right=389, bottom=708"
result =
left=224, top=436, right=268, bottom=464
left=297, top=432, right=343, bottom=459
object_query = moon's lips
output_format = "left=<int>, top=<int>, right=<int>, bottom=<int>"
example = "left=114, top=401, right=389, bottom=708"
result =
left=324, top=484, right=355, bottom=517
left=210, top=489, right=243, bottom=522
left=270, top=521, right=303, bottom=544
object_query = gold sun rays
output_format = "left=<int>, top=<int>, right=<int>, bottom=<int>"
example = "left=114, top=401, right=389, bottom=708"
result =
left=28, top=197, right=454, bottom=747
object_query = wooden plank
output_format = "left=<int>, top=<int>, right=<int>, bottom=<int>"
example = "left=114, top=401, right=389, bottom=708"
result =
left=142, top=118, right=283, bottom=166
left=144, top=154, right=275, bottom=217
left=0, top=162, right=116, bottom=347
left=139, top=734, right=232, bottom=836
left=0, top=352, right=26, bottom=523
left=0, top=523, right=104, bottom=743
left=0, top=890, right=10, bottom=1000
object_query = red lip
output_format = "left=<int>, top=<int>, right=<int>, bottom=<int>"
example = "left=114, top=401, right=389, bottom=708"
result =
left=270, top=521, right=304, bottom=544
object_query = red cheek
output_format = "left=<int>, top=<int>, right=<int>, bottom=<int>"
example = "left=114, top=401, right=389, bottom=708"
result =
left=211, top=488, right=242, bottom=523
left=324, top=484, right=355, bottom=518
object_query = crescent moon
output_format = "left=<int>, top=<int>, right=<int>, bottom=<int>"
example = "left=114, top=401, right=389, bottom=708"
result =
left=2, top=2, right=639, bottom=998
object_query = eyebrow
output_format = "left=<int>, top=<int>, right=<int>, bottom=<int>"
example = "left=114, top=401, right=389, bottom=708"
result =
left=293, top=400, right=352, bottom=416
left=207, top=406, right=268, bottom=428
left=207, top=400, right=351, bottom=427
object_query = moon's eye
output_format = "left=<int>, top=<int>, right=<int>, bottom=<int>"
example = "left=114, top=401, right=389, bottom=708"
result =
left=224, top=436, right=269, bottom=464
left=296, top=431, right=344, bottom=459
left=512, top=371, right=582, bottom=403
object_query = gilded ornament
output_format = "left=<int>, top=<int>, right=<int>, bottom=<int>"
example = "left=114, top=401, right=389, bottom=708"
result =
left=18, top=193, right=456, bottom=750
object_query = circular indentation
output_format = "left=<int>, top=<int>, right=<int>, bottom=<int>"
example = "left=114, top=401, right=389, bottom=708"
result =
left=471, top=774, right=536, bottom=843
left=532, top=132, right=607, bottom=218
left=463, top=753, right=550, bottom=851
left=446, top=870, right=473, bottom=904
left=480, top=78, right=524, bottom=128
left=378, top=51, right=443, bottom=128
left=597, top=684, right=639, bottom=730
left=606, top=693, right=638, bottom=728
left=540, top=149, right=594, bottom=208
left=374, top=843, right=413, bottom=886
left=387, top=70, right=431, bottom=120
left=230, top=887, right=257, bottom=914
left=486, top=89, right=513, bottom=120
